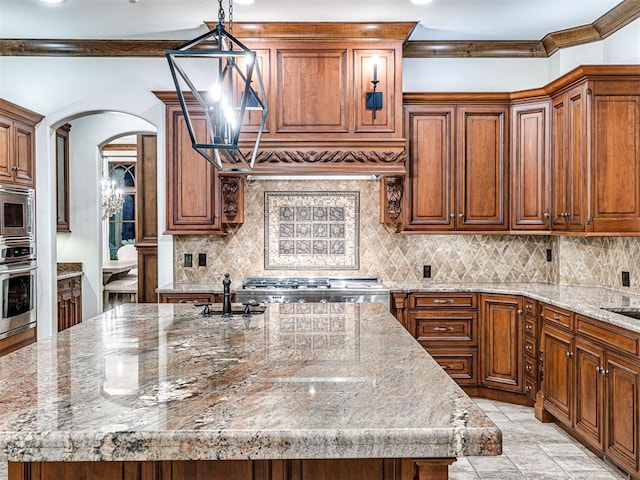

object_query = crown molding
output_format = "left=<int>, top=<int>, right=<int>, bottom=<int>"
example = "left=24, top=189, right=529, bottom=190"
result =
left=0, top=1, right=638, bottom=58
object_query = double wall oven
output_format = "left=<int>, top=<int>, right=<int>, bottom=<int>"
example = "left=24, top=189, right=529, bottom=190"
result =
left=0, top=186, right=36, bottom=340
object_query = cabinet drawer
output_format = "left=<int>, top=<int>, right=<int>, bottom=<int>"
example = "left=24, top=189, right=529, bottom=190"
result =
left=524, top=376, right=536, bottom=399
left=524, top=337, right=536, bottom=356
left=524, top=356, right=537, bottom=377
left=541, top=304, right=573, bottom=330
left=524, top=299, right=537, bottom=317
left=158, top=293, right=217, bottom=304
left=576, top=315, right=640, bottom=357
left=411, top=293, right=477, bottom=309
left=525, top=316, right=537, bottom=338
left=427, top=349, right=478, bottom=385
left=414, top=312, right=477, bottom=345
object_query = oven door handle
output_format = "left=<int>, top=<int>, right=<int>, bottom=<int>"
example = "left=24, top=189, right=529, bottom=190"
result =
left=1, top=263, right=37, bottom=275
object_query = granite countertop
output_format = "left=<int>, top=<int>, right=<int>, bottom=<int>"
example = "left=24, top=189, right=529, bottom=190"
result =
left=384, top=282, right=640, bottom=334
left=56, top=262, right=83, bottom=281
left=0, top=303, right=500, bottom=463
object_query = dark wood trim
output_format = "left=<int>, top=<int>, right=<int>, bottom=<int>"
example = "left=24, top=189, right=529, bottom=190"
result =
left=0, top=39, right=180, bottom=57
left=1, top=0, right=638, bottom=59
left=207, top=22, right=418, bottom=42
left=405, top=0, right=640, bottom=58
left=0, top=98, right=43, bottom=124
left=102, top=143, right=136, bottom=151
left=403, top=92, right=512, bottom=104
left=403, top=41, right=547, bottom=58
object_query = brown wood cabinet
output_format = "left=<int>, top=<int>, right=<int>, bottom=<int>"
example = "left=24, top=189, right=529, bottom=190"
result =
left=408, top=292, right=479, bottom=384
left=541, top=306, right=640, bottom=478
left=403, top=102, right=509, bottom=232
left=9, top=458, right=451, bottom=480
left=57, top=277, right=82, bottom=332
left=550, top=83, right=589, bottom=232
left=523, top=299, right=539, bottom=400
left=0, top=327, right=36, bottom=358
left=0, top=99, right=43, bottom=188
left=158, top=292, right=233, bottom=304
left=510, top=100, right=551, bottom=231
left=479, top=294, right=523, bottom=393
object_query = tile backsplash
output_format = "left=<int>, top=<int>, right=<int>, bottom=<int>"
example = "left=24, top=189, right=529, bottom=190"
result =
left=174, top=180, right=554, bottom=284
left=173, top=179, right=640, bottom=293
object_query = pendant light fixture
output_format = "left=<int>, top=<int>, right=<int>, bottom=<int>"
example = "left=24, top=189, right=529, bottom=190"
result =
left=166, top=0, right=267, bottom=171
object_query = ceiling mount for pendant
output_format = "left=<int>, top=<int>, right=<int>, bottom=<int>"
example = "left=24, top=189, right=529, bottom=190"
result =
left=165, top=0, right=267, bottom=171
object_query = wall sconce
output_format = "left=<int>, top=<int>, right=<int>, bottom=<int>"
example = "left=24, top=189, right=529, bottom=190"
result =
left=365, top=58, right=383, bottom=119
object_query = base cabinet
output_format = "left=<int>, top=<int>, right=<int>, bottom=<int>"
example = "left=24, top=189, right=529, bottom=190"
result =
left=57, top=277, right=82, bottom=332
left=541, top=306, right=640, bottom=478
left=0, top=327, right=36, bottom=358
left=9, top=458, right=454, bottom=480
left=479, top=294, right=523, bottom=393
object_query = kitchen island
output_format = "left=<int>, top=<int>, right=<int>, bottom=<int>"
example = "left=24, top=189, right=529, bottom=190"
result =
left=0, top=303, right=500, bottom=480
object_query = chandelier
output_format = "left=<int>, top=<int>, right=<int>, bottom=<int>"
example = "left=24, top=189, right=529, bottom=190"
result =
left=165, top=0, right=268, bottom=171
left=101, top=177, right=124, bottom=220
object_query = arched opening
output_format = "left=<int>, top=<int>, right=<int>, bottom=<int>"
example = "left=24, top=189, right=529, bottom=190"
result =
left=53, top=111, right=157, bottom=330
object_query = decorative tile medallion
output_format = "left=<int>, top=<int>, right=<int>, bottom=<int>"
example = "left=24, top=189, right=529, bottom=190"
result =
left=265, top=191, right=360, bottom=270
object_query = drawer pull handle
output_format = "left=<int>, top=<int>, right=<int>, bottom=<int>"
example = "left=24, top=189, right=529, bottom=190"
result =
left=553, top=315, right=562, bottom=320
left=433, top=299, right=454, bottom=304
left=525, top=385, right=532, bottom=393
left=525, top=345, right=533, bottom=353
left=433, top=326, right=455, bottom=332
left=442, top=364, right=455, bottom=370
left=526, top=325, right=533, bottom=333
left=525, top=365, right=532, bottom=373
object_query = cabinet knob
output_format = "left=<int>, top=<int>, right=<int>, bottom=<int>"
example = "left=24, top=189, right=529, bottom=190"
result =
left=449, top=213, right=456, bottom=218
left=458, top=213, right=464, bottom=218
left=526, top=325, right=532, bottom=333
left=543, top=213, right=550, bottom=218
left=525, top=365, right=532, bottom=373
left=566, top=351, right=574, bottom=358
left=517, top=309, right=523, bottom=315
left=525, top=385, right=532, bottom=393
left=525, top=345, right=533, bottom=353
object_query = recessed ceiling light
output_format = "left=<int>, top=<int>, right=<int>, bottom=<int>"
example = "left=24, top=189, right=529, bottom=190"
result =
left=411, top=0, right=433, bottom=4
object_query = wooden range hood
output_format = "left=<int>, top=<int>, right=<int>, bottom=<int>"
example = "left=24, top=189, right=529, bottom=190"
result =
left=202, top=22, right=416, bottom=176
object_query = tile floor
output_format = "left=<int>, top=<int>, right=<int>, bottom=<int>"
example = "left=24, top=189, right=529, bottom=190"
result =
left=0, top=398, right=630, bottom=480
left=456, top=398, right=629, bottom=480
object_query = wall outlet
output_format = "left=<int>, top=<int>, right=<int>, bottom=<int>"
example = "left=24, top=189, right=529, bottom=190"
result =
left=198, top=253, right=207, bottom=267
left=423, top=265, right=431, bottom=278
left=184, top=253, right=192, bottom=267
left=546, top=249, right=552, bottom=262
left=622, top=271, right=630, bottom=287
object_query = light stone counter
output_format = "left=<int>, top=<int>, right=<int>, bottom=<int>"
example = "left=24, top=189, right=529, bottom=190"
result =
left=384, top=282, right=640, bottom=334
left=0, top=303, right=500, bottom=463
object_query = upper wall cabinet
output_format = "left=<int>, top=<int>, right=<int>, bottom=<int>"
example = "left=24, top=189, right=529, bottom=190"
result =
left=0, top=99, right=43, bottom=188
left=402, top=98, right=509, bottom=233
left=510, top=99, right=551, bottom=231
left=401, top=65, right=640, bottom=236
left=208, top=22, right=415, bottom=175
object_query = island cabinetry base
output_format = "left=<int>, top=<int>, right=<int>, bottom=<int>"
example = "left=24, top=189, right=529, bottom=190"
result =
left=9, top=457, right=456, bottom=480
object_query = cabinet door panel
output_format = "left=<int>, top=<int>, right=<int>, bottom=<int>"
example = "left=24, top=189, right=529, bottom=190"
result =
left=480, top=295, right=522, bottom=392
left=166, top=106, right=221, bottom=233
left=566, top=86, right=588, bottom=230
left=276, top=49, right=348, bottom=133
left=592, top=96, right=640, bottom=231
left=542, top=324, right=573, bottom=427
left=406, top=107, right=455, bottom=229
left=0, top=117, right=13, bottom=182
left=13, top=121, right=36, bottom=186
left=354, top=49, right=396, bottom=132
left=551, top=96, right=566, bottom=228
left=511, top=101, right=550, bottom=230
left=457, top=107, right=508, bottom=229
left=574, top=338, right=604, bottom=451
left=606, top=352, right=640, bottom=475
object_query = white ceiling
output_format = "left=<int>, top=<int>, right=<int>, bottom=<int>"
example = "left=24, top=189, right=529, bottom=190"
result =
left=0, top=0, right=624, bottom=41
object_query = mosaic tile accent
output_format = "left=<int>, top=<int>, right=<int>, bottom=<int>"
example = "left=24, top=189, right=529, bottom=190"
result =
left=264, top=191, right=359, bottom=270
